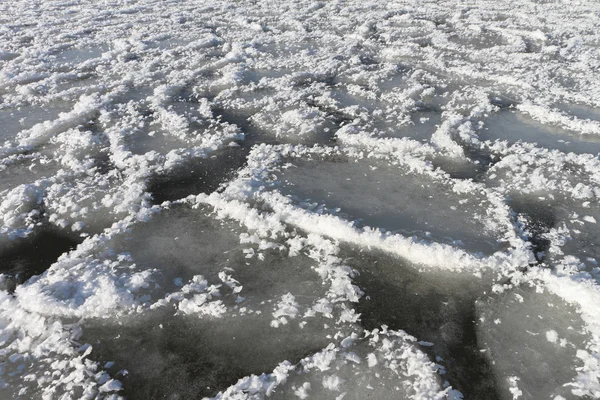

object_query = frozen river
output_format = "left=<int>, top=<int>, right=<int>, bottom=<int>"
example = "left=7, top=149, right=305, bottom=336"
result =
left=1, top=0, right=600, bottom=399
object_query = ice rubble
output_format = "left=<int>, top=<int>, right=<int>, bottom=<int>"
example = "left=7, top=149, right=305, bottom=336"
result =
left=2, top=0, right=600, bottom=399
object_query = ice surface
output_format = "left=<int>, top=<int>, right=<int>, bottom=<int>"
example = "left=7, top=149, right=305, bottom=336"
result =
left=479, top=110, right=600, bottom=155
left=0, top=155, right=58, bottom=194
left=74, top=204, right=350, bottom=398
left=2, top=0, right=600, bottom=398
left=477, top=286, right=588, bottom=400
left=275, top=154, right=509, bottom=255
left=109, top=204, right=330, bottom=305
left=344, top=247, right=498, bottom=398
left=215, top=328, right=455, bottom=400
left=510, top=194, right=600, bottom=279
left=82, top=309, right=338, bottom=400
left=0, top=103, right=71, bottom=142
left=558, top=104, right=600, bottom=124
left=378, top=110, right=442, bottom=142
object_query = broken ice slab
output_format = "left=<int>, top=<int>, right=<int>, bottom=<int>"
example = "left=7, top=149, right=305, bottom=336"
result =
left=0, top=155, right=58, bottom=194
left=322, top=78, right=445, bottom=143
left=111, top=97, right=242, bottom=159
left=557, top=206, right=600, bottom=278
left=123, top=108, right=215, bottom=156
left=211, top=101, right=336, bottom=147
left=215, top=328, right=456, bottom=400
left=51, top=45, right=106, bottom=67
left=45, top=74, right=104, bottom=102
left=343, top=247, right=499, bottom=398
left=275, top=154, right=510, bottom=255
left=478, top=109, right=600, bottom=155
left=447, top=28, right=506, bottom=50
left=81, top=301, right=339, bottom=399
left=108, top=203, right=331, bottom=313
left=476, top=286, right=589, bottom=400
left=126, top=127, right=198, bottom=156
left=555, top=103, right=600, bottom=124
left=0, top=102, right=72, bottom=143
left=376, top=110, right=441, bottom=142
left=336, top=108, right=441, bottom=143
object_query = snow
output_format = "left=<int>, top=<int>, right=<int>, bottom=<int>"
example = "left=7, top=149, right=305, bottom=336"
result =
left=2, top=0, right=600, bottom=398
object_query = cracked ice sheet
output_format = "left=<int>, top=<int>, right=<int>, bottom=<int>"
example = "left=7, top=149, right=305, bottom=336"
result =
left=2, top=0, right=600, bottom=399
left=2, top=201, right=364, bottom=397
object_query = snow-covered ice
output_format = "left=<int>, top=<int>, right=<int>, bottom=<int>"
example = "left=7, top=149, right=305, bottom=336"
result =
left=2, top=0, right=600, bottom=398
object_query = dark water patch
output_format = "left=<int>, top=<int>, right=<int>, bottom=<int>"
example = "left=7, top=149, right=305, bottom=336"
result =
left=343, top=247, right=501, bottom=399
left=489, top=95, right=518, bottom=109
left=431, top=155, right=487, bottom=181
left=0, top=230, right=82, bottom=292
left=509, top=198, right=556, bottom=262
left=211, top=106, right=270, bottom=145
left=440, top=143, right=496, bottom=181
left=148, top=146, right=249, bottom=204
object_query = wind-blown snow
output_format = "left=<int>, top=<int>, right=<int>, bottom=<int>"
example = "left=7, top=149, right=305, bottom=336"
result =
left=1, top=0, right=600, bottom=399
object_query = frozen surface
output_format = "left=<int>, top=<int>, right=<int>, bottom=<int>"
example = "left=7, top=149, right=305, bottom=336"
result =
left=478, top=110, right=600, bottom=155
left=2, top=0, right=600, bottom=399
left=477, top=286, right=588, bottom=400
left=213, top=328, right=457, bottom=400
left=343, top=247, right=498, bottom=397
left=276, top=155, right=508, bottom=255
left=81, top=309, right=337, bottom=399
